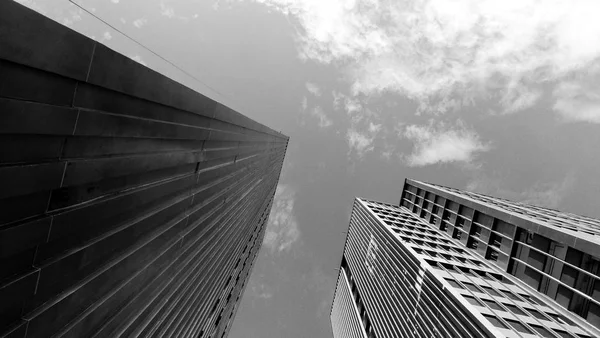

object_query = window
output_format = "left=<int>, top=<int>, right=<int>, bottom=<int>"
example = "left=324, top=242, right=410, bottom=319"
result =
left=555, top=285, right=574, bottom=309
left=482, top=299, right=503, bottom=311
left=464, top=283, right=480, bottom=293
left=446, top=279, right=462, bottom=289
left=530, top=325, right=555, bottom=338
left=453, top=228, right=462, bottom=240
left=523, top=266, right=542, bottom=290
left=554, top=330, right=575, bottom=338
left=526, top=309, right=547, bottom=320
left=492, top=220, right=515, bottom=237
left=467, top=238, right=478, bottom=250
left=547, top=313, right=575, bottom=326
left=505, top=319, right=532, bottom=334
left=463, top=295, right=482, bottom=306
left=483, top=315, right=507, bottom=329
left=471, top=225, right=481, bottom=237
left=489, top=234, right=502, bottom=248
left=504, top=304, right=526, bottom=316
left=481, top=286, right=501, bottom=297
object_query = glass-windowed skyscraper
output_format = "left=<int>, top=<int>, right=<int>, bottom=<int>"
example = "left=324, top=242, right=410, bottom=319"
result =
left=331, top=178, right=600, bottom=338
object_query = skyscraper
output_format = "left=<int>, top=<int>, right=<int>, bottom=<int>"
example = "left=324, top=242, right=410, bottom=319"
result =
left=0, top=2, right=287, bottom=338
left=331, top=179, right=600, bottom=338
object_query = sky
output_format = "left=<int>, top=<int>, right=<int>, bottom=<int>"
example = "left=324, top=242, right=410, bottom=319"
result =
left=17, top=0, right=600, bottom=337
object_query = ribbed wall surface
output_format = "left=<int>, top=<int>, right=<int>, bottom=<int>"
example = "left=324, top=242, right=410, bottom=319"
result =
left=331, top=199, right=497, bottom=338
left=0, top=2, right=288, bottom=338
left=331, top=267, right=365, bottom=338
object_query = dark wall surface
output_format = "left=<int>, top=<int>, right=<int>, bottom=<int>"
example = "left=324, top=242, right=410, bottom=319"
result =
left=0, top=2, right=288, bottom=337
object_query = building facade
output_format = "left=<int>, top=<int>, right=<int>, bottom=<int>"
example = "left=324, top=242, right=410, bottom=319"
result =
left=331, top=181, right=600, bottom=338
left=401, top=179, right=600, bottom=331
left=0, top=2, right=288, bottom=338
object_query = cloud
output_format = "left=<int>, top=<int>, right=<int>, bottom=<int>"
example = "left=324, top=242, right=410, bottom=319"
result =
left=334, top=91, right=381, bottom=159
left=248, top=0, right=600, bottom=119
left=553, top=78, right=600, bottom=123
left=160, top=1, right=176, bottom=18
left=133, top=18, right=147, bottom=28
left=111, top=0, right=119, bottom=3
left=305, top=82, right=322, bottom=96
left=403, top=121, right=490, bottom=166
left=263, top=184, right=301, bottom=254
left=102, top=31, right=112, bottom=41
left=301, top=96, right=308, bottom=111
left=347, top=129, right=375, bottom=158
left=310, top=106, right=333, bottom=128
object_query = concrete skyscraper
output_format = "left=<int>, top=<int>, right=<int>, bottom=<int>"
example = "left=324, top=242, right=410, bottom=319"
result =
left=0, top=2, right=287, bottom=338
left=331, top=179, right=600, bottom=338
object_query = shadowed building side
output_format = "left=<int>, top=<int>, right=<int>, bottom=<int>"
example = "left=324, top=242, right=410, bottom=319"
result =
left=0, top=2, right=288, bottom=338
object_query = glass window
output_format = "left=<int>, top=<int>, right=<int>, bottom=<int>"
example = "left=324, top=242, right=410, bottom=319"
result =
left=446, top=279, right=462, bottom=289
left=554, top=330, right=575, bottom=338
left=527, top=308, right=547, bottom=320
left=503, top=304, right=526, bottom=316
left=483, top=314, right=507, bottom=329
left=501, top=290, right=520, bottom=301
left=547, top=313, right=575, bottom=326
left=505, top=319, right=532, bottom=333
left=523, top=266, right=543, bottom=290
left=481, top=286, right=501, bottom=297
left=530, top=325, right=556, bottom=338
left=464, top=283, right=480, bottom=293
left=482, top=299, right=503, bottom=311
left=463, top=295, right=481, bottom=306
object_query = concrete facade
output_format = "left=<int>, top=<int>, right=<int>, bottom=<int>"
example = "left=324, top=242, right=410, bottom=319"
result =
left=0, top=2, right=288, bottom=337
left=331, top=185, right=600, bottom=337
left=402, top=179, right=600, bottom=331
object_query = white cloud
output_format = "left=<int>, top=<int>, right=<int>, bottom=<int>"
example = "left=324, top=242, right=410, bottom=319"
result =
left=332, top=91, right=344, bottom=110
left=301, top=96, right=308, bottom=111
left=102, top=31, right=112, bottom=41
left=263, top=184, right=301, bottom=254
left=160, top=1, right=176, bottom=18
left=248, top=0, right=600, bottom=119
left=368, top=122, right=381, bottom=133
left=111, top=0, right=119, bottom=3
left=119, top=17, right=126, bottom=24
left=305, top=82, right=322, bottom=96
left=553, top=78, right=600, bottom=123
left=403, top=121, right=490, bottom=166
left=343, top=95, right=361, bottom=115
left=310, top=106, right=333, bottom=128
left=133, top=18, right=147, bottom=28
left=336, top=90, right=381, bottom=159
left=347, top=129, right=375, bottom=158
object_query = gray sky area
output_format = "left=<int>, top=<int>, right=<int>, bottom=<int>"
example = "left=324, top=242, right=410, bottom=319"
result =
left=18, top=0, right=600, bottom=337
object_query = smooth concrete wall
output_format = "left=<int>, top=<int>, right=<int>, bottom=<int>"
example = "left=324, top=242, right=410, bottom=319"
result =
left=0, top=2, right=288, bottom=337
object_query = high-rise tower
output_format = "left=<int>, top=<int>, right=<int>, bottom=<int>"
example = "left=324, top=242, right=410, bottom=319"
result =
left=331, top=179, right=600, bottom=338
left=0, top=2, right=288, bottom=337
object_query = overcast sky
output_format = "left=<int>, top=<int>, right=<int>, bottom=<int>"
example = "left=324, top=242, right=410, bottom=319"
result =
left=18, top=0, right=600, bottom=337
